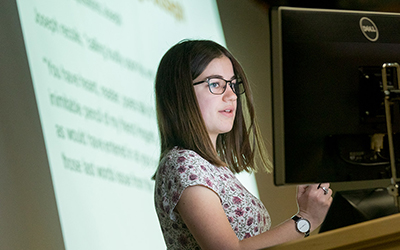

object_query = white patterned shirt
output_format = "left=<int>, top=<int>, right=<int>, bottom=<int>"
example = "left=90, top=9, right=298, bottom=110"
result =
left=154, top=147, right=271, bottom=249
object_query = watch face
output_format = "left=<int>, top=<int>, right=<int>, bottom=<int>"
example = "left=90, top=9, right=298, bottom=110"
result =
left=297, top=219, right=310, bottom=233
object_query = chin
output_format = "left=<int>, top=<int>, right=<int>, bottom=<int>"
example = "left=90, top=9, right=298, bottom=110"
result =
left=221, top=126, right=234, bottom=134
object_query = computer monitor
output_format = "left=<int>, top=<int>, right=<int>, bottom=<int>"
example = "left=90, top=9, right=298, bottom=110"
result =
left=270, top=7, right=400, bottom=185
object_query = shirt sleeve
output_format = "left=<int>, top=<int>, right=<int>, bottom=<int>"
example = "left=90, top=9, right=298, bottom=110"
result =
left=158, top=149, right=221, bottom=221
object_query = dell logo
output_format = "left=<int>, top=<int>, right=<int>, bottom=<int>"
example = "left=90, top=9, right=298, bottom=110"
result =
left=359, top=17, right=379, bottom=42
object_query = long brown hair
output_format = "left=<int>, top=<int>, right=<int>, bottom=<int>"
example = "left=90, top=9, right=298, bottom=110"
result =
left=155, top=39, right=272, bottom=173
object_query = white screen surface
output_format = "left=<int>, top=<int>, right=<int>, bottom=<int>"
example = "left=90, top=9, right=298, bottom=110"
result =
left=15, top=0, right=259, bottom=249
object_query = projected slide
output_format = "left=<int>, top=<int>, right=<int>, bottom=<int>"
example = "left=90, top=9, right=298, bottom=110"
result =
left=15, top=0, right=258, bottom=249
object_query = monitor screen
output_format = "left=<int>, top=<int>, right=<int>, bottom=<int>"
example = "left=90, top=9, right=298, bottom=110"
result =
left=271, top=7, right=400, bottom=185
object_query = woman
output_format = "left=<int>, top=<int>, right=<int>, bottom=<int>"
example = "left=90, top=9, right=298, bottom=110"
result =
left=153, top=39, right=332, bottom=249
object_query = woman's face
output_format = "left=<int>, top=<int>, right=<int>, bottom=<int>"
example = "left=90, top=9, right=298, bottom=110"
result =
left=193, top=55, right=237, bottom=147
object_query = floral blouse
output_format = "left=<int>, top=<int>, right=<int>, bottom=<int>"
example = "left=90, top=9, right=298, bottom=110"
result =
left=154, top=147, right=271, bottom=249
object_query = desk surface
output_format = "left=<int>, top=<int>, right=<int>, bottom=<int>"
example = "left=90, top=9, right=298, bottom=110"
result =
left=266, top=213, right=400, bottom=250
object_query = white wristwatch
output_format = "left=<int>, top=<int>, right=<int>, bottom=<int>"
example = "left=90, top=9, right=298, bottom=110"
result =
left=292, top=215, right=310, bottom=237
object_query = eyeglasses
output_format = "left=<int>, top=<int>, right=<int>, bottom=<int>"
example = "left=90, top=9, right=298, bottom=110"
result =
left=193, top=77, right=245, bottom=95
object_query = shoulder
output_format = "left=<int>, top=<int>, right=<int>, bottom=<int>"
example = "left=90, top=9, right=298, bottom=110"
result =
left=165, top=147, right=207, bottom=164
left=158, top=147, right=210, bottom=174
left=155, top=147, right=223, bottom=192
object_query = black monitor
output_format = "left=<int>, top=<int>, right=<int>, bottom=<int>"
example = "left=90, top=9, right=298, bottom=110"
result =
left=270, top=7, right=400, bottom=185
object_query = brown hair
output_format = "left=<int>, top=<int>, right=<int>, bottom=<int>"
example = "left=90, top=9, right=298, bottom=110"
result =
left=155, top=39, right=272, bottom=173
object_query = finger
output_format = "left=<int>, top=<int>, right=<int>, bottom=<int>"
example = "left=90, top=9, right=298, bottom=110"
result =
left=317, top=182, right=330, bottom=189
left=296, top=185, right=309, bottom=198
left=306, top=183, right=320, bottom=191
left=298, top=184, right=309, bottom=190
left=319, top=186, right=333, bottom=197
left=297, top=184, right=311, bottom=194
left=320, top=186, right=329, bottom=195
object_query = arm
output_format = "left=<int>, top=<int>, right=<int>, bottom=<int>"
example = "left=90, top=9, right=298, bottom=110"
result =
left=176, top=184, right=332, bottom=250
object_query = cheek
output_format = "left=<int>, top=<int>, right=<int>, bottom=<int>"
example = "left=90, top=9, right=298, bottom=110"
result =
left=197, top=98, right=212, bottom=122
left=195, top=91, right=209, bottom=117
left=195, top=94, right=216, bottom=126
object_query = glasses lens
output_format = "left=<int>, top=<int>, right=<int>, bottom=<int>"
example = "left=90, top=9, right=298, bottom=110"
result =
left=207, top=78, right=245, bottom=95
left=234, top=81, right=245, bottom=95
left=231, top=79, right=244, bottom=95
left=208, top=78, right=226, bottom=94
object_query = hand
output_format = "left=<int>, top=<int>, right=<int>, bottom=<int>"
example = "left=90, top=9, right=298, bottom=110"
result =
left=296, top=183, right=332, bottom=231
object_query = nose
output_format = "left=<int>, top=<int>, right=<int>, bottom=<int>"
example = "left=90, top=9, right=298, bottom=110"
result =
left=223, top=83, right=237, bottom=102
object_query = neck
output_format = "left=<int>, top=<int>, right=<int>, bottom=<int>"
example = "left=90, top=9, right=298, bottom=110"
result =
left=210, top=134, right=217, bottom=150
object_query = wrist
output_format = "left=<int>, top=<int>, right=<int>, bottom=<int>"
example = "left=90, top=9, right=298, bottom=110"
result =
left=292, top=214, right=311, bottom=237
left=297, top=211, right=317, bottom=231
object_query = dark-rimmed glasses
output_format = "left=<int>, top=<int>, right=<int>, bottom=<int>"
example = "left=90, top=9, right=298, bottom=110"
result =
left=193, top=77, right=245, bottom=95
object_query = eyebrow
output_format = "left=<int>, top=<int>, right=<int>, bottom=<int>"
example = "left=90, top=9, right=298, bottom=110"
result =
left=204, top=74, right=236, bottom=80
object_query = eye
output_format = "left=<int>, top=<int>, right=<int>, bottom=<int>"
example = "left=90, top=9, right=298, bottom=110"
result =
left=209, top=82, right=220, bottom=88
left=208, top=79, right=222, bottom=89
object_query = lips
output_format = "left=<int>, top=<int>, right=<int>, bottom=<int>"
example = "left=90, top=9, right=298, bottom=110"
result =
left=219, top=106, right=235, bottom=117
